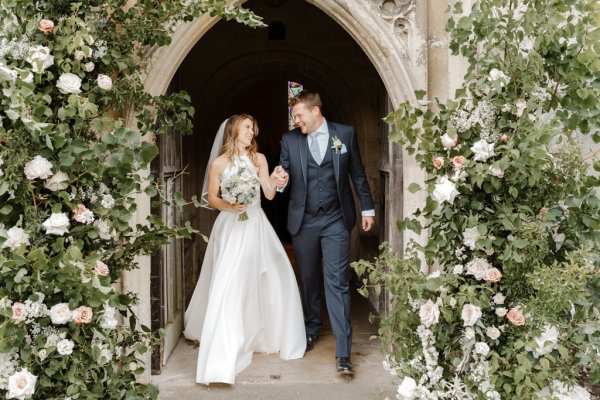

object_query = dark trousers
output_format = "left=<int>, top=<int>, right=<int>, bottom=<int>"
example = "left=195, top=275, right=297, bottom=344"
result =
left=292, top=208, right=352, bottom=358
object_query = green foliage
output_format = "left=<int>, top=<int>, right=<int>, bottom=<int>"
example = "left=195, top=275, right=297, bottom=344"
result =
left=353, top=1, right=600, bottom=399
left=0, top=1, right=263, bottom=399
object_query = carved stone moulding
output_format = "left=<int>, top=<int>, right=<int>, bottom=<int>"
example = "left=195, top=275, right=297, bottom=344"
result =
left=369, top=0, right=415, bottom=20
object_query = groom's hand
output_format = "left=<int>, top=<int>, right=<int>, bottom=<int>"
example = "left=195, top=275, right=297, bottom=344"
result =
left=362, top=216, right=375, bottom=232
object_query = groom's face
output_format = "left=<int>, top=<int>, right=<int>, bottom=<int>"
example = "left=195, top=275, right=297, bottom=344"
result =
left=292, top=102, right=322, bottom=135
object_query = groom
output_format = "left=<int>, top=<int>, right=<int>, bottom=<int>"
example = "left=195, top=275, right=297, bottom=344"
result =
left=277, top=91, right=375, bottom=374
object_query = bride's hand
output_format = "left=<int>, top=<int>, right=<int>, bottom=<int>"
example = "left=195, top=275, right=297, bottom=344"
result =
left=227, top=202, right=246, bottom=213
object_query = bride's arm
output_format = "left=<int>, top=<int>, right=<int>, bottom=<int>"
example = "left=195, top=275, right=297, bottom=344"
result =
left=207, top=158, right=246, bottom=213
left=257, top=154, right=278, bottom=200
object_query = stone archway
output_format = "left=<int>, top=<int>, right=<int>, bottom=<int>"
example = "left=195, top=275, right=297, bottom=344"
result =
left=127, top=0, right=433, bottom=377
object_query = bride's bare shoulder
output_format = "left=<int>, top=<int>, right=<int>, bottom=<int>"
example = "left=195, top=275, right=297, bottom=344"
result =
left=210, top=155, right=229, bottom=172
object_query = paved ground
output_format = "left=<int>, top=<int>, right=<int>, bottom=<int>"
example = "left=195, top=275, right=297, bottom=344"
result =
left=152, top=291, right=399, bottom=400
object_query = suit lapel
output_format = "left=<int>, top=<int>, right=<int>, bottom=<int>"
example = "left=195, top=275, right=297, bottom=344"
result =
left=297, top=132, right=308, bottom=186
left=329, top=122, right=340, bottom=186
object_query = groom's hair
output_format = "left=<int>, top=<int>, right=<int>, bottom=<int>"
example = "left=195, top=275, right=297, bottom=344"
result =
left=290, top=91, right=322, bottom=111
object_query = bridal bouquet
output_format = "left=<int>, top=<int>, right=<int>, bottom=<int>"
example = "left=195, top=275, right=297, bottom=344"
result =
left=220, top=163, right=261, bottom=221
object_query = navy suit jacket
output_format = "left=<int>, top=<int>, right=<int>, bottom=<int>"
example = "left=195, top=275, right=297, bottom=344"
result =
left=280, top=121, right=374, bottom=235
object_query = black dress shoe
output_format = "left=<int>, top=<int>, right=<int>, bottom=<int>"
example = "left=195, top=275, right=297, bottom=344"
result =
left=336, top=357, right=353, bottom=373
left=306, top=334, right=317, bottom=352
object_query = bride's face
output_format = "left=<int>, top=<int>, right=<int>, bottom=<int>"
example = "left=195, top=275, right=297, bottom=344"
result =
left=236, top=118, right=255, bottom=148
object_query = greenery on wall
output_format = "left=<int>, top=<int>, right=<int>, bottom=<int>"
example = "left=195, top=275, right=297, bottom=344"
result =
left=0, top=1, right=262, bottom=399
left=353, top=1, right=599, bottom=399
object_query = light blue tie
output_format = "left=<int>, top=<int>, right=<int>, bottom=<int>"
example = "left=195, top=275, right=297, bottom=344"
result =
left=309, top=132, right=322, bottom=164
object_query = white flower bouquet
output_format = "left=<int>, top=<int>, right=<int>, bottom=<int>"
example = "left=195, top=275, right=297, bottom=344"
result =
left=220, top=163, right=260, bottom=221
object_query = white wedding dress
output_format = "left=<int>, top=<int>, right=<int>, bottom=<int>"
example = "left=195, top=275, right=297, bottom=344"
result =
left=183, top=154, right=306, bottom=384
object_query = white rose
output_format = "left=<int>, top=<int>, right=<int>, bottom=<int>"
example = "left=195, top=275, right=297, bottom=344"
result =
left=56, top=339, right=75, bottom=355
left=493, top=292, right=505, bottom=304
left=93, top=219, right=112, bottom=240
left=27, top=45, right=54, bottom=73
left=37, top=349, right=47, bottom=361
left=452, top=264, right=464, bottom=275
left=74, top=50, right=85, bottom=61
left=44, top=171, right=69, bottom=191
left=470, top=140, right=496, bottom=161
left=495, top=307, right=507, bottom=317
left=488, top=68, right=510, bottom=87
left=11, top=302, right=28, bottom=323
left=419, top=299, right=440, bottom=328
left=56, top=73, right=82, bottom=94
left=24, top=155, right=53, bottom=180
left=100, top=304, right=118, bottom=330
left=397, top=377, right=417, bottom=400
left=97, top=74, right=112, bottom=90
left=83, top=62, right=95, bottom=72
left=7, top=369, right=37, bottom=400
left=475, top=342, right=490, bottom=356
left=462, top=226, right=481, bottom=250
left=466, top=258, right=491, bottom=280
left=42, top=213, right=70, bottom=236
left=49, top=303, right=72, bottom=324
left=486, top=326, right=501, bottom=340
left=1, top=227, right=30, bottom=250
left=432, top=176, right=459, bottom=204
left=528, top=325, right=559, bottom=358
left=461, top=304, right=482, bottom=327
left=440, top=133, right=457, bottom=150
left=45, top=333, right=60, bottom=347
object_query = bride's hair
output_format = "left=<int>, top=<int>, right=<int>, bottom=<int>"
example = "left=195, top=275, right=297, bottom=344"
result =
left=220, top=114, right=259, bottom=166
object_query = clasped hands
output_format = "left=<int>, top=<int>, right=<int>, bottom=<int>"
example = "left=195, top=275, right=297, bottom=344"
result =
left=269, top=166, right=289, bottom=190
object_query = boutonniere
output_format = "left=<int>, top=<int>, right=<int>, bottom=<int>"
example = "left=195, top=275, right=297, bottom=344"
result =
left=331, top=136, right=342, bottom=153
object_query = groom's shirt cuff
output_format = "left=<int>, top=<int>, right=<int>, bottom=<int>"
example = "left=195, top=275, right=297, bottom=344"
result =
left=361, top=209, right=375, bottom=217
left=276, top=182, right=288, bottom=192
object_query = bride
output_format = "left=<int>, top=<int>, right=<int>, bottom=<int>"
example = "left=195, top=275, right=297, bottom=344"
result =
left=183, top=114, right=306, bottom=384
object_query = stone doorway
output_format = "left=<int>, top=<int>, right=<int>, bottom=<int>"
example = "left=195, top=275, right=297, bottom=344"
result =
left=135, top=0, right=424, bottom=377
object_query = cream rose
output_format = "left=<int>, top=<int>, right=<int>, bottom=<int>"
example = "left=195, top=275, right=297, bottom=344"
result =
left=461, top=304, right=482, bottom=327
left=486, top=326, right=501, bottom=340
left=495, top=307, right=508, bottom=317
left=485, top=267, right=502, bottom=283
left=466, top=258, right=490, bottom=280
left=38, top=19, right=54, bottom=32
left=83, top=62, right=95, bottom=72
left=74, top=50, right=85, bottom=61
left=1, top=226, right=30, bottom=250
left=507, top=308, right=526, bottom=326
left=475, top=342, right=490, bottom=355
left=432, top=156, right=444, bottom=170
left=49, top=303, right=72, bottom=324
left=6, top=369, right=37, bottom=400
left=11, top=302, right=28, bottom=323
left=42, top=213, right=70, bottom=236
left=432, top=177, right=459, bottom=204
left=489, top=167, right=504, bottom=178
left=72, top=306, right=93, bottom=324
left=73, top=204, right=95, bottom=224
left=452, top=155, right=466, bottom=169
left=97, top=74, right=113, bottom=90
left=493, top=292, right=505, bottom=305
left=56, top=73, right=82, bottom=94
left=462, top=226, right=481, bottom=250
left=56, top=339, right=75, bottom=356
left=24, top=155, right=53, bottom=180
left=419, top=299, right=440, bottom=328
left=94, top=260, right=109, bottom=276
left=44, top=171, right=69, bottom=191
left=470, top=140, right=496, bottom=161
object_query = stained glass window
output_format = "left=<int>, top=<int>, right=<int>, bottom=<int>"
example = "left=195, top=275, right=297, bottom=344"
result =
left=288, top=81, right=303, bottom=130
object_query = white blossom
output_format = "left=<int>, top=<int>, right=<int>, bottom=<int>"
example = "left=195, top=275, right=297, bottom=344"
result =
left=6, top=369, right=37, bottom=400
left=527, top=325, right=559, bottom=358
left=432, top=177, right=459, bottom=204
left=26, top=45, right=54, bottom=73
left=42, top=213, right=70, bottom=236
left=49, top=303, right=72, bottom=325
left=461, top=304, right=482, bottom=327
left=493, top=293, right=505, bottom=305
left=24, top=155, right=53, bottom=180
left=419, top=299, right=440, bottom=328
left=475, top=342, right=490, bottom=356
left=486, top=326, right=501, bottom=340
left=83, top=62, right=95, bottom=72
left=97, top=74, right=112, bottom=90
left=452, top=264, right=464, bottom=275
left=1, top=227, right=30, bottom=250
left=488, top=68, right=510, bottom=87
left=100, top=194, right=115, bottom=209
left=466, top=258, right=491, bottom=280
left=440, top=133, right=457, bottom=150
left=470, top=140, right=496, bottom=161
left=462, top=226, right=481, bottom=250
left=515, top=99, right=527, bottom=117
left=44, top=171, right=69, bottom=191
left=397, top=377, right=417, bottom=400
left=495, top=307, right=507, bottom=317
left=56, top=339, right=75, bottom=356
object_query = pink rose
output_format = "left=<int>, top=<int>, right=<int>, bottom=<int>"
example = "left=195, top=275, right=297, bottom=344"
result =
left=500, top=134, right=510, bottom=143
left=94, top=260, right=109, bottom=276
left=11, top=302, right=27, bottom=322
left=39, top=19, right=55, bottom=32
left=73, top=306, right=93, bottom=324
left=432, top=157, right=444, bottom=170
left=452, top=156, right=466, bottom=169
left=485, top=267, right=502, bottom=283
left=507, top=307, right=525, bottom=326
